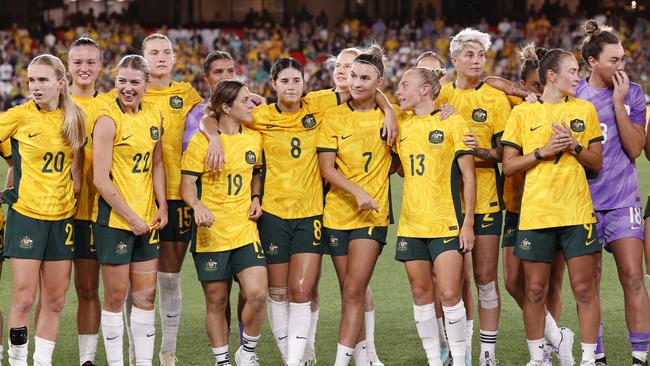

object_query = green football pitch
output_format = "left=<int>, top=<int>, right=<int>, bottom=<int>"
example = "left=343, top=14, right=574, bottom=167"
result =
left=0, top=159, right=648, bottom=365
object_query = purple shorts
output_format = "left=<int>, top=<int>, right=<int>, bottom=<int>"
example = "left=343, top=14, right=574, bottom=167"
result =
left=595, top=207, right=644, bottom=251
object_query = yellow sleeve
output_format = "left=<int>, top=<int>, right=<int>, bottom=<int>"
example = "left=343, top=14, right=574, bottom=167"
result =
left=584, top=104, right=604, bottom=145
left=451, top=116, right=472, bottom=156
left=0, top=139, right=11, bottom=158
left=185, top=85, right=203, bottom=109
left=0, top=106, right=20, bottom=142
left=316, top=111, right=338, bottom=152
left=507, top=95, right=523, bottom=108
left=181, top=135, right=207, bottom=176
left=492, top=94, right=511, bottom=137
left=501, top=107, right=523, bottom=152
left=249, top=105, right=268, bottom=130
left=304, top=90, right=342, bottom=112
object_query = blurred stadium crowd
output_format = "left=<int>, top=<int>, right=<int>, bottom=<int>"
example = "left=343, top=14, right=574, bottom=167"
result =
left=0, top=4, right=648, bottom=110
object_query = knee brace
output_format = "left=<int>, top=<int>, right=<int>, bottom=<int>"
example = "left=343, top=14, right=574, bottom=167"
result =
left=478, top=281, right=499, bottom=309
left=269, top=286, right=287, bottom=303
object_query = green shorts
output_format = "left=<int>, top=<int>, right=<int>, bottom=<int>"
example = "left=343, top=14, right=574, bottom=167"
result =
left=160, top=200, right=193, bottom=243
left=0, top=228, right=5, bottom=262
left=74, top=220, right=97, bottom=260
left=501, top=211, right=519, bottom=248
left=394, top=236, right=462, bottom=262
left=324, top=226, right=387, bottom=257
left=473, top=211, right=503, bottom=236
left=193, top=242, right=266, bottom=282
left=4, top=209, right=75, bottom=261
left=258, top=212, right=323, bottom=264
left=93, top=223, right=160, bottom=265
left=514, top=223, right=601, bottom=263
left=644, top=197, right=650, bottom=218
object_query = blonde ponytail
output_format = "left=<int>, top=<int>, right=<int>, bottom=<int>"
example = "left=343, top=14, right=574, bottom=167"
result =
left=29, top=54, right=85, bottom=150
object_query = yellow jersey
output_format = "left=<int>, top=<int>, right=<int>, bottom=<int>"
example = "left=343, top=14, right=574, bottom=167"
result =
left=0, top=101, right=77, bottom=220
left=318, top=101, right=393, bottom=229
left=502, top=96, right=524, bottom=213
left=396, top=111, right=472, bottom=238
left=0, top=139, right=11, bottom=228
left=92, top=100, right=163, bottom=231
left=181, top=126, right=263, bottom=252
left=143, top=82, right=202, bottom=200
left=72, top=92, right=112, bottom=221
left=436, top=82, right=512, bottom=214
left=501, top=97, right=603, bottom=230
left=250, top=90, right=342, bottom=219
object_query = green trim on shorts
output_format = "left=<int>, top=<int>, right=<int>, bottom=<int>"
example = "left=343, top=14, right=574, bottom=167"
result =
left=501, top=211, right=519, bottom=248
left=193, top=242, right=266, bottom=282
left=160, top=200, right=193, bottom=243
left=259, top=212, right=323, bottom=264
left=514, top=223, right=600, bottom=263
left=394, top=236, right=461, bottom=263
left=93, top=223, right=159, bottom=264
left=324, top=226, right=387, bottom=256
left=74, top=220, right=97, bottom=260
left=4, top=209, right=75, bottom=261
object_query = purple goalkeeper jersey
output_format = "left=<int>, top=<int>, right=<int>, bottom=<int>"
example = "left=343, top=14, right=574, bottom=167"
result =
left=576, top=78, right=646, bottom=210
left=182, top=99, right=208, bottom=152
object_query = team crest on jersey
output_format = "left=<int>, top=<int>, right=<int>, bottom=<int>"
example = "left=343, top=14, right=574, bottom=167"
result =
left=267, top=243, right=279, bottom=255
left=302, top=114, right=317, bottom=129
left=19, top=236, right=33, bottom=249
left=169, top=95, right=183, bottom=109
left=116, top=242, right=127, bottom=254
left=150, top=126, right=160, bottom=140
left=204, top=259, right=218, bottom=272
left=397, top=238, right=408, bottom=252
left=471, top=108, right=487, bottom=122
left=570, top=119, right=585, bottom=132
left=518, top=237, right=532, bottom=251
left=429, top=130, right=444, bottom=144
left=245, top=150, right=257, bottom=165
left=329, top=236, right=339, bottom=248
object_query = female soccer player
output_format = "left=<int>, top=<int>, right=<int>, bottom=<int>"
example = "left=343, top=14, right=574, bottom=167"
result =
left=438, top=28, right=512, bottom=365
left=578, top=20, right=650, bottom=366
left=394, top=66, right=476, bottom=366
left=318, top=47, right=394, bottom=366
left=68, top=36, right=112, bottom=366
left=140, top=34, right=203, bottom=365
left=1, top=54, right=85, bottom=366
left=181, top=79, right=267, bottom=366
left=93, top=54, right=167, bottom=366
left=501, top=48, right=603, bottom=366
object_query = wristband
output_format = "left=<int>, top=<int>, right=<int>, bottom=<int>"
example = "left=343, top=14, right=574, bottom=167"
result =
left=251, top=194, right=262, bottom=202
left=573, top=144, right=583, bottom=155
left=534, top=148, right=543, bottom=160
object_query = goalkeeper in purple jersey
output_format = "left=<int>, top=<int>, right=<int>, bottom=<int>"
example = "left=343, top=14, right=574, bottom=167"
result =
left=578, top=20, right=650, bottom=366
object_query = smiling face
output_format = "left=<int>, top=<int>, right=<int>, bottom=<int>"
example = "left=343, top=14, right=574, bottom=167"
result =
left=545, top=54, right=581, bottom=97
left=115, top=67, right=148, bottom=110
left=142, top=38, right=175, bottom=79
left=333, top=51, right=357, bottom=91
left=28, top=64, right=63, bottom=108
left=396, top=70, right=427, bottom=110
left=205, top=58, right=235, bottom=93
left=348, top=62, right=383, bottom=103
left=272, top=67, right=304, bottom=105
left=451, top=42, right=486, bottom=79
left=589, top=42, right=625, bottom=88
left=68, top=45, right=101, bottom=88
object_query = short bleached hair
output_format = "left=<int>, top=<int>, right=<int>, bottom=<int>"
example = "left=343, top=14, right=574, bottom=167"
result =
left=449, top=28, right=492, bottom=56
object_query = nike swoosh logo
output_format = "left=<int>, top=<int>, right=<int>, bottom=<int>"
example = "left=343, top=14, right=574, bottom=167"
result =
left=631, top=225, right=641, bottom=230
left=179, top=228, right=191, bottom=235
left=585, top=239, right=595, bottom=246
left=279, top=336, right=288, bottom=340
left=166, top=313, right=179, bottom=318
left=399, top=137, right=407, bottom=142
left=122, top=135, right=132, bottom=141
left=449, top=319, right=462, bottom=325
left=90, top=248, right=97, bottom=252
left=146, top=333, right=155, bottom=337
left=266, top=124, right=278, bottom=129
left=530, top=125, right=542, bottom=131
left=341, top=134, right=352, bottom=140
left=312, top=241, right=320, bottom=246
left=443, top=238, right=454, bottom=244
left=481, top=223, right=493, bottom=228
left=345, top=353, right=353, bottom=357
left=107, top=335, right=119, bottom=340
left=296, top=336, right=307, bottom=340
left=28, top=132, right=41, bottom=138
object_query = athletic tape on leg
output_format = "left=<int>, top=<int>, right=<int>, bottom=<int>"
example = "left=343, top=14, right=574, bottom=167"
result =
left=478, top=281, right=498, bottom=309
